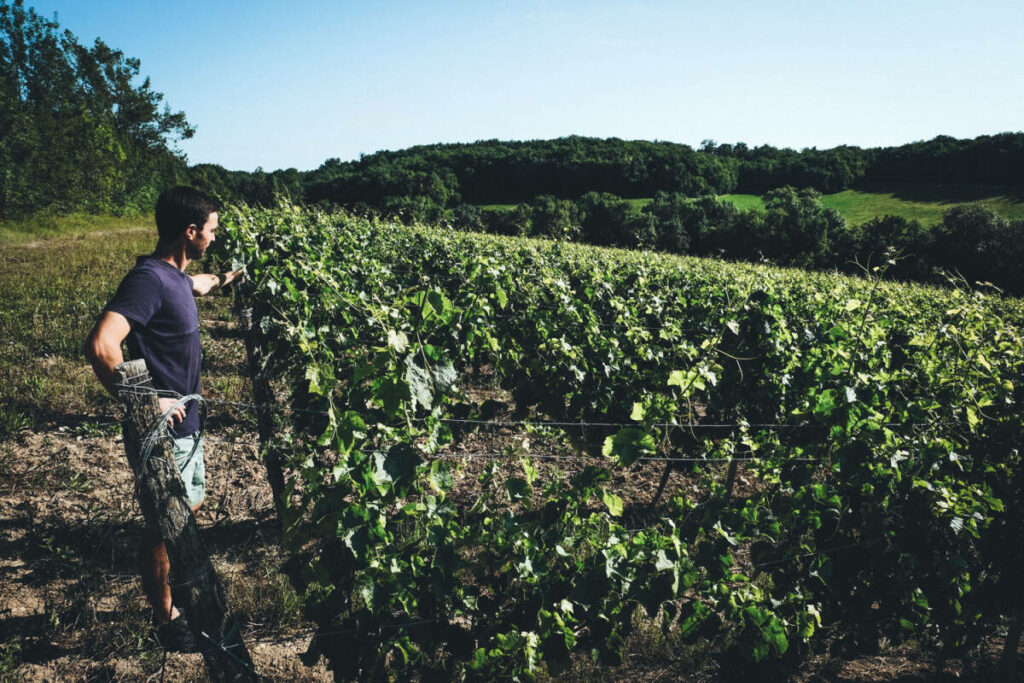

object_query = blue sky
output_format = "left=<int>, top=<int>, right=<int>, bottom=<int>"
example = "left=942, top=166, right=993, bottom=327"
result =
left=27, top=0, right=1024, bottom=171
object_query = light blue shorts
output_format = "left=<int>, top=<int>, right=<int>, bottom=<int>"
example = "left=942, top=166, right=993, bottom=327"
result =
left=171, top=433, right=206, bottom=507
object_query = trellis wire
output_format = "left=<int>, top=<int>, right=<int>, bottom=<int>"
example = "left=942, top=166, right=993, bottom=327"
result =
left=431, top=451, right=822, bottom=464
left=137, top=431, right=822, bottom=464
left=198, top=622, right=261, bottom=679
left=753, top=536, right=890, bottom=568
left=116, top=391, right=945, bottom=431
left=110, top=385, right=964, bottom=462
left=111, top=375, right=978, bottom=484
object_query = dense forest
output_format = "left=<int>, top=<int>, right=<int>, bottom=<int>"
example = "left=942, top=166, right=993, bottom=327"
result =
left=187, top=133, right=1024, bottom=212
left=2, top=0, right=1022, bottom=291
left=192, top=138, right=1024, bottom=293
left=0, top=0, right=192, bottom=218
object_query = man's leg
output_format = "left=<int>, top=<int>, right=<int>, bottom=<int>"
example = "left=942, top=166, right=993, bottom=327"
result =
left=139, top=526, right=173, bottom=624
left=139, top=500, right=203, bottom=624
left=143, top=433, right=206, bottom=653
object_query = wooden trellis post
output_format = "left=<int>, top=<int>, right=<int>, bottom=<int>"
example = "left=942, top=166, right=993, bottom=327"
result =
left=1000, top=608, right=1022, bottom=681
left=115, top=359, right=258, bottom=682
left=233, top=281, right=286, bottom=522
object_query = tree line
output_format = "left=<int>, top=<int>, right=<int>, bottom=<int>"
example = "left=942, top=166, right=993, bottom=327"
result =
left=445, top=190, right=1024, bottom=294
left=0, top=0, right=192, bottom=219
left=182, top=132, right=1024, bottom=296
left=186, top=159, right=1024, bottom=292
left=193, top=132, right=1023, bottom=212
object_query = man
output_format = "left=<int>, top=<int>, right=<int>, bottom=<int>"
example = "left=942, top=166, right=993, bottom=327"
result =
left=85, top=186, right=241, bottom=652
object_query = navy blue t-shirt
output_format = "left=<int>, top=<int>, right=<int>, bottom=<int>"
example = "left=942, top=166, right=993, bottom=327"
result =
left=105, top=256, right=201, bottom=437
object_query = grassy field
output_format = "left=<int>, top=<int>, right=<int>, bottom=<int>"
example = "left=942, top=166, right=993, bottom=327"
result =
left=0, top=222, right=230, bottom=433
left=0, top=213, right=153, bottom=246
left=722, top=183, right=1024, bottom=224
left=0, top=227, right=153, bottom=432
left=481, top=183, right=1024, bottom=225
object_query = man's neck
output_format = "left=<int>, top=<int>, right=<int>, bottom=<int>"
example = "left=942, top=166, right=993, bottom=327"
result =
left=152, top=240, right=191, bottom=272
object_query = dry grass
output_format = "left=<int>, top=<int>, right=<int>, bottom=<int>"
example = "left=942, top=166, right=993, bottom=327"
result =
left=0, top=214, right=152, bottom=246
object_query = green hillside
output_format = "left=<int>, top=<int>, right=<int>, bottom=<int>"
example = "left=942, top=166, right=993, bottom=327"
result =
left=721, top=183, right=1024, bottom=225
left=483, top=184, right=1024, bottom=226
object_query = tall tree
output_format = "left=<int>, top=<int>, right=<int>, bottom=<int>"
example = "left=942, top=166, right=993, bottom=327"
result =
left=0, top=0, right=193, bottom=218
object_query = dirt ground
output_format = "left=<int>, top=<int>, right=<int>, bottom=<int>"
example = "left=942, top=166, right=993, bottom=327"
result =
left=0, top=424, right=333, bottom=682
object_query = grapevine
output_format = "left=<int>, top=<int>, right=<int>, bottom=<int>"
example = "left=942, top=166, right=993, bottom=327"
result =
left=218, top=204, right=1024, bottom=680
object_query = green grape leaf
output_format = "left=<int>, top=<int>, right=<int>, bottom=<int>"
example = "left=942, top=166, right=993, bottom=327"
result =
left=404, top=358, right=434, bottom=411
left=429, top=460, right=454, bottom=493
left=602, top=428, right=656, bottom=466
left=600, top=489, right=624, bottom=517
left=431, top=359, right=458, bottom=394
left=813, top=389, right=837, bottom=419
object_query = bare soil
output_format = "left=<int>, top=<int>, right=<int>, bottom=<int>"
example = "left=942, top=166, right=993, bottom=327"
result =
left=0, top=426, right=331, bottom=682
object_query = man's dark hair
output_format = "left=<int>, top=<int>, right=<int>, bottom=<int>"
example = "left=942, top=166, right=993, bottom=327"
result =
left=155, top=186, right=222, bottom=242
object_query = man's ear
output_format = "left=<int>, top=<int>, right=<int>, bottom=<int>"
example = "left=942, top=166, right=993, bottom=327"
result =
left=184, top=223, right=198, bottom=239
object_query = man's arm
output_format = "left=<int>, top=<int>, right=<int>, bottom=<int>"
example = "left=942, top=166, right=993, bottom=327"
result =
left=84, top=312, right=185, bottom=425
left=190, top=269, right=244, bottom=297
left=85, top=311, right=131, bottom=398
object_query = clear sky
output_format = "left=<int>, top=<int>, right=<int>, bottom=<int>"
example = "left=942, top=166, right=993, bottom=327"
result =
left=26, top=0, right=1024, bottom=171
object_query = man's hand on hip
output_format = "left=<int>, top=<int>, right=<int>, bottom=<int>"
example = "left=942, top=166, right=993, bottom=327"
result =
left=158, top=397, right=187, bottom=427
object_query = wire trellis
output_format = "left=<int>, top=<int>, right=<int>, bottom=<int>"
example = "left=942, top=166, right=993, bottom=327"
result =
left=114, top=391, right=947, bottom=432
left=107, top=381, right=966, bottom=471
